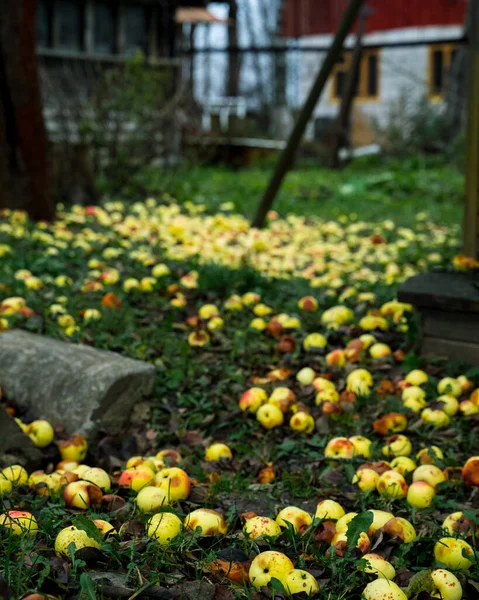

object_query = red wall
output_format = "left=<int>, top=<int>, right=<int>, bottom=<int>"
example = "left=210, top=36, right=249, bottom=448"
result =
left=283, top=0, right=468, bottom=38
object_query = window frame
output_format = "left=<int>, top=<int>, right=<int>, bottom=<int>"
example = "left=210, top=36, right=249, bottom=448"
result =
left=36, top=0, right=162, bottom=61
left=330, top=47, right=381, bottom=104
left=428, top=43, right=458, bottom=102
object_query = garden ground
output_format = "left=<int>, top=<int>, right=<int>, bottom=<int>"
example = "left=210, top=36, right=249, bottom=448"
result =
left=1, top=157, right=478, bottom=600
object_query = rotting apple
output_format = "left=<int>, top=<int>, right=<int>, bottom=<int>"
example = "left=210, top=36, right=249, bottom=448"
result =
left=376, top=471, right=408, bottom=499
left=276, top=506, right=312, bottom=534
left=64, top=481, right=102, bottom=509
left=185, top=508, right=227, bottom=536
left=381, top=517, right=416, bottom=543
left=57, top=434, right=88, bottom=462
left=243, top=516, right=281, bottom=539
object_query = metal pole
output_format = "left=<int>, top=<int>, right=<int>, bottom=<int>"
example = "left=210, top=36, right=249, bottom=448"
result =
left=251, top=0, right=366, bottom=228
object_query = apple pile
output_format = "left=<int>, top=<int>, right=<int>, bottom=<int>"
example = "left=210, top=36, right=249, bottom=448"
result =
left=1, top=444, right=475, bottom=600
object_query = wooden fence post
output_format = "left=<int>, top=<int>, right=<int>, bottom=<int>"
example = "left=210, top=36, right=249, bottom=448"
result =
left=464, top=0, right=479, bottom=258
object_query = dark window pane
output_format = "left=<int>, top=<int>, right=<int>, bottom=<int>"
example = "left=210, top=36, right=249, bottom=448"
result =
left=124, top=5, right=148, bottom=56
left=94, top=2, right=117, bottom=54
left=367, top=54, right=378, bottom=96
left=432, top=49, right=444, bottom=95
left=451, top=48, right=458, bottom=68
left=37, top=0, right=51, bottom=48
left=57, top=0, right=84, bottom=51
left=335, top=71, right=345, bottom=98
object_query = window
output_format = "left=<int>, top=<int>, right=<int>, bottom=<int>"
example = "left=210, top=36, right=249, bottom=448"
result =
left=57, top=0, right=84, bottom=52
left=37, top=0, right=53, bottom=48
left=429, top=43, right=457, bottom=100
left=330, top=48, right=380, bottom=102
left=94, top=2, right=117, bottom=55
left=124, top=5, right=148, bottom=56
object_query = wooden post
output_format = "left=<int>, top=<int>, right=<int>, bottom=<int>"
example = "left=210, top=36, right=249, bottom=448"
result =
left=464, top=0, right=479, bottom=258
left=329, top=8, right=368, bottom=169
left=0, top=0, right=54, bottom=221
left=251, top=0, right=365, bottom=229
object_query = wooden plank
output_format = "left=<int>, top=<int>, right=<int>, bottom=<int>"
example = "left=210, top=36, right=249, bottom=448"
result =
left=398, top=272, right=479, bottom=313
left=423, top=309, right=479, bottom=342
left=423, top=336, right=479, bottom=365
left=464, top=1, right=479, bottom=258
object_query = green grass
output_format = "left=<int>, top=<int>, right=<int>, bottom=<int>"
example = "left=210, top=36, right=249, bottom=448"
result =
left=129, top=154, right=465, bottom=228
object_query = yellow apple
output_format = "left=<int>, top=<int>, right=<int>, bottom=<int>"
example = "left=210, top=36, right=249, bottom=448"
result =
left=154, top=467, right=191, bottom=501
left=249, top=551, right=294, bottom=588
left=315, top=500, right=345, bottom=521
left=147, top=512, right=182, bottom=545
left=118, top=465, right=155, bottom=491
left=390, top=457, right=417, bottom=475
left=1, top=465, right=28, bottom=486
left=434, top=537, right=474, bottom=571
left=205, top=443, right=233, bottom=461
left=360, top=554, right=396, bottom=580
left=430, top=569, right=462, bottom=600
left=82, top=467, right=111, bottom=493
left=239, top=388, right=268, bottom=413
left=349, top=436, right=372, bottom=458
left=256, top=403, right=284, bottom=429
left=54, top=525, right=101, bottom=559
left=362, top=580, right=407, bottom=600
left=289, top=411, right=315, bottom=434
left=284, top=569, right=319, bottom=596
left=382, top=435, right=412, bottom=458
left=296, top=368, right=316, bottom=385
left=324, top=437, right=355, bottom=459
left=437, top=378, right=462, bottom=397
left=24, top=420, right=54, bottom=448
left=352, top=468, right=379, bottom=492
left=405, top=370, right=428, bottom=386
left=407, top=481, right=435, bottom=508
left=412, top=465, right=446, bottom=488
left=0, top=511, right=38, bottom=535
left=136, top=486, right=169, bottom=512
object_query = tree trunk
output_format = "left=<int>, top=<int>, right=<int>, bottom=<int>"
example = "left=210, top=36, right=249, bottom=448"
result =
left=227, top=0, right=240, bottom=97
left=0, top=0, right=53, bottom=220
